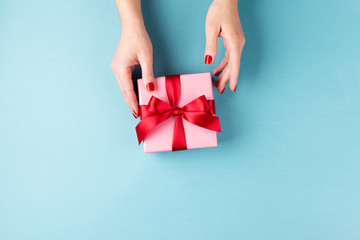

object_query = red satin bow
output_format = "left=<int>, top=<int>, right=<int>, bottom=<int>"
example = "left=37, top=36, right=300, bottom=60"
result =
left=136, top=75, right=221, bottom=151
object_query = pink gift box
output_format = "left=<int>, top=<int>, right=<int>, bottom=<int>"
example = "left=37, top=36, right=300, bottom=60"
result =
left=137, top=72, right=220, bottom=153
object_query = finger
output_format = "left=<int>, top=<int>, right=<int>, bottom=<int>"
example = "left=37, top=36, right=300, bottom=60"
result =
left=228, top=40, right=245, bottom=92
left=213, top=53, right=228, bottom=76
left=204, top=23, right=220, bottom=65
left=228, top=50, right=241, bottom=92
left=139, top=52, right=155, bottom=92
left=215, top=65, right=230, bottom=94
left=112, top=65, right=139, bottom=118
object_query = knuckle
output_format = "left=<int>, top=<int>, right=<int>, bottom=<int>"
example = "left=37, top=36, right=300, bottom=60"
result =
left=110, top=62, right=119, bottom=71
left=228, top=36, right=240, bottom=45
left=118, top=67, right=127, bottom=75
left=240, top=37, right=246, bottom=47
left=228, top=33, right=245, bottom=47
left=142, top=44, right=153, bottom=54
left=206, top=22, right=218, bottom=33
left=205, top=19, right=214, bottom=27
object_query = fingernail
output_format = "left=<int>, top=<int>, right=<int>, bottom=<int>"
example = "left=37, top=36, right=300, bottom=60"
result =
left=214, top=71, right=220, bottom=77
left=234, top=85, right=237, bottom=92
left=132, top=110, right=138, bottom=119
left=146, top=82, right=155, bottom=91
left=221, top=88, right=225, bottom=94
left=205, top=55, right=212, bottom=65
left=215, top=81, right=219, bottom=87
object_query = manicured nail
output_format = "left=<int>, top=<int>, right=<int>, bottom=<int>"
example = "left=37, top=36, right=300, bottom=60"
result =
left=146, top=82, right=155, bottom=91
left=214, top=71, right=220, bottom=77
left=132, top=110, right=138, bottom=119
left=234, top=85, right=237, bottom=92
left=221, top=88, right=225, bottom=94
left=205, top=55, right=212, bottom=65
left=215, top=81, right=219, bottom=87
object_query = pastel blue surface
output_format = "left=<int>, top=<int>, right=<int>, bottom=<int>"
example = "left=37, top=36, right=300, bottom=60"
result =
left=1, top=0, right=359, bottom=239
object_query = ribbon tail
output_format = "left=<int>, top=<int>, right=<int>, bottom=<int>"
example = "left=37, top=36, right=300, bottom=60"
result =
left=136, top=113, right=172, bottom=144
left=172, top=116, right=187, bottom=151
left=182, top=112, right=221, bottom=132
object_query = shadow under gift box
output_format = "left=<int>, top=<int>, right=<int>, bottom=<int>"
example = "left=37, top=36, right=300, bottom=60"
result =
left=137, top=72, right=219, bottom=153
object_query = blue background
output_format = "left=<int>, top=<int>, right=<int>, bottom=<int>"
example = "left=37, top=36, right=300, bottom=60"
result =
left=1, top=0, right=359, bottom=239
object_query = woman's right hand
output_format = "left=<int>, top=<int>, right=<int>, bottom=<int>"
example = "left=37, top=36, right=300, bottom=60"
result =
left=111, top=23, right=155, bottom=119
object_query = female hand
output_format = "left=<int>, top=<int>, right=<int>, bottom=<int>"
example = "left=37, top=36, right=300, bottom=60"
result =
left=111, top=0, right=155, bottom=119
left=204, top=0, right=245, bottom=94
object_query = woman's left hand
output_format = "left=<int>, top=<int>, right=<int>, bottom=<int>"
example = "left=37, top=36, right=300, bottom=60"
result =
left=204, top=0, right=245, bottom=94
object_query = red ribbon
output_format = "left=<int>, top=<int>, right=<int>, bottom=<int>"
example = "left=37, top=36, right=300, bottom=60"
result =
left=136, top=75, right=221, bottom=151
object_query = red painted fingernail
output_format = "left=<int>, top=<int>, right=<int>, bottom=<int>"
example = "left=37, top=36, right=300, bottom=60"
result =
left=215, top=81, right=219, bottom=87
left=221, top=88, right=225, bottom=94
left=146, top=82, right=155, bottom=91
left=234, top=85, right=237, bottom=92
left=205, top=55, right=212, bottom=65
left=214, top=71, right=220, bottom=77
left=132, top=110, right=138, bottom=119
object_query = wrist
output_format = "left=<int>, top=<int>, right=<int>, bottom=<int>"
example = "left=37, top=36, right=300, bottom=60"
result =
left=121, top=17, right=146, bottom=31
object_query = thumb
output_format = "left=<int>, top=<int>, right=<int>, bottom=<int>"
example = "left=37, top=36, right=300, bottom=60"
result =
left=139, top=53, right=155, bottom=92
left=204, top=25, right=219, bottom=65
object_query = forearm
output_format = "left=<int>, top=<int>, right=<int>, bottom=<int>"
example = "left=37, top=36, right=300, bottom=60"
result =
left=114, top=0, right=145, bottom=29
left=214, top=0, right=237, bottom=3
